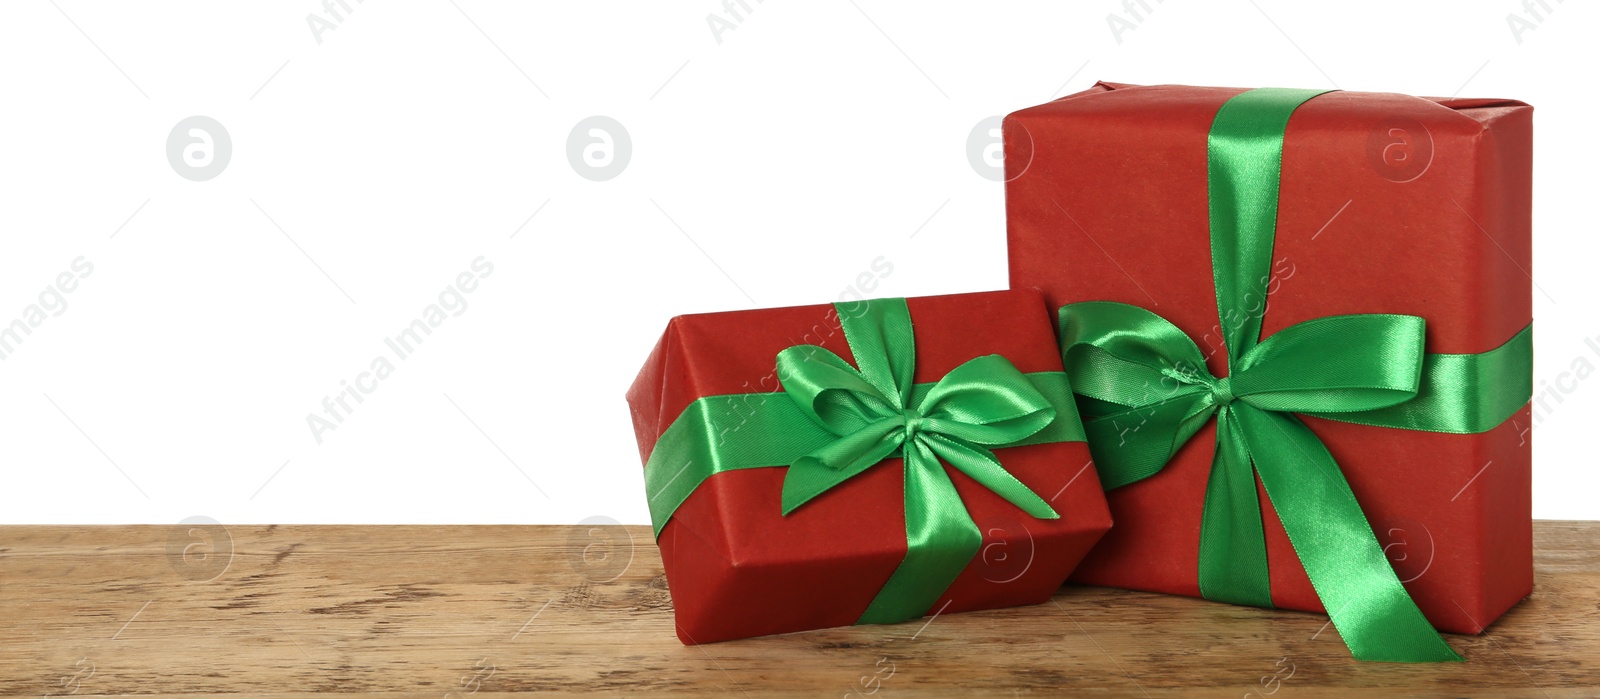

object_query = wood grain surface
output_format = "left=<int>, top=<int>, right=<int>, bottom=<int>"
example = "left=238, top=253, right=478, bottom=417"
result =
left=0, top=521, right=1594, bottom=698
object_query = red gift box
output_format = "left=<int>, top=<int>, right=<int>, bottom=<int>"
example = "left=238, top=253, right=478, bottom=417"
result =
left=626, top=289, right=1112, bottom=643
left=1004, top=82, right=1532, bottom=636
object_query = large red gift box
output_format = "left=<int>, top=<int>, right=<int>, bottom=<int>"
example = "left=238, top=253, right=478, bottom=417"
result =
left=1004, top=82, right=1532, bottom=635
left=626, top=290, right=1112, bottom=643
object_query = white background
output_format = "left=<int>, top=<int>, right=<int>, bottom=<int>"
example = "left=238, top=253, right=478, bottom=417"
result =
left=0, top=0, right=1593, bottom=525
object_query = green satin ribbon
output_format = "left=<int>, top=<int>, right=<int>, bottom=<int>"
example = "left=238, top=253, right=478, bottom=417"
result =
left=643, top=297, right=1086, bottom=626
left=1059, top=88, right=1531, bottom=662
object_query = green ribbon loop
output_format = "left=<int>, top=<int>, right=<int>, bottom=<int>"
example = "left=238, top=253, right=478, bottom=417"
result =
left=1058, top=87, right=1529, bottom=662
left=643, top=297, right=1083, bottom=627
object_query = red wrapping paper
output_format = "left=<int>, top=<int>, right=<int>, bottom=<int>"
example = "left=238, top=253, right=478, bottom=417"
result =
left=627, top=289, right=1112, bottom=643
left=1004, top=82, right=1533, bottom=634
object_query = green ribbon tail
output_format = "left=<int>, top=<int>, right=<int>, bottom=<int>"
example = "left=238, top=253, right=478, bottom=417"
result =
left=1197, top=408, right=1272, bottom=608
left=857, top=439, right=984, bottom=624
left=1235, top=406, right=1463, bottom=662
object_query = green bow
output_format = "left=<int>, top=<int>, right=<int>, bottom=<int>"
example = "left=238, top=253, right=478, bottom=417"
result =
left=777, top=297, right=1059, bottom=623
left=1063, top=301, right=1456, bottom=660
left=643, top=297, right=1086, bottom=626
left=1059, top=88, right=1531, bottom=662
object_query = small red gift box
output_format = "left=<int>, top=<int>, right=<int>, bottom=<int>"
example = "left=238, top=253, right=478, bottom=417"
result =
left=1005, top=82, right=1532, bottom=653
left=626, top=290, right=1112, bottom=643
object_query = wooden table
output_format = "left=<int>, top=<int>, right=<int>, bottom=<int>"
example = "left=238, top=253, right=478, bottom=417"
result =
left=1, top=521, right=1594, bottom=697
